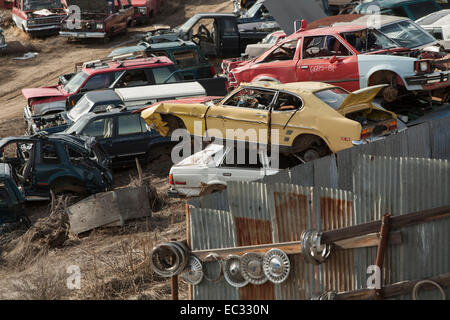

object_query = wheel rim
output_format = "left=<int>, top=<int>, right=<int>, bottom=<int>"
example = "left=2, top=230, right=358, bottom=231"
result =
left=303, top=149, right=320, bottom=162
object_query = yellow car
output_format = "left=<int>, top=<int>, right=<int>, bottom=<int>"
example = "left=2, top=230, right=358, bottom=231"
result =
left=141, top=82, right=398, bottom=161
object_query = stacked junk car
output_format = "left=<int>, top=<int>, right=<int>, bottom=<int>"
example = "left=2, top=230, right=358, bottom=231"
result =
left=0, top=0, right=448, bottom=306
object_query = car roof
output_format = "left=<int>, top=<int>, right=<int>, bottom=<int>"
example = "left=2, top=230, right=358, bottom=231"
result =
left=309, top=14, right=410, bottom=30
left=240, top=81, right=341, bottom=95
left=146, top=40, right=198, bottom=50
left=83, top=89, right=123, bottom=104
left=358, top=0, right=435, bottom=9
left=286, top=24, right=369, bottom=41
left=0, top=134, right=88, bottom=150
left=82, top=56, right=174, bottom=75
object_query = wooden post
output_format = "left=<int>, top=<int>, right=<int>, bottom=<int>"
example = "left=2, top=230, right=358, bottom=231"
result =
left=375, top=213, right=391, bottom=300
left=170, top=238, right=179, bottom=300
left=135, top=158, right=143, bottom=186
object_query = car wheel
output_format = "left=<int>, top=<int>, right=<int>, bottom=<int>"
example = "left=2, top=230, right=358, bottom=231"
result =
left=200, top=184, right=226, bottom=196
left=19, top=215, right=32, bottom=229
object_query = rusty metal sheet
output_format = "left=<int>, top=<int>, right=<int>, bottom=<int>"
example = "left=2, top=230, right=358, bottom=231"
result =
left=269, top=183, right=314, bottom=299
left=188, top=189, right=230, bottom=211
left=227, top=181, right=272, bottom=221
left=189, top=208, right=239, bottom=300
left=406, top=122, right=431, bottom=159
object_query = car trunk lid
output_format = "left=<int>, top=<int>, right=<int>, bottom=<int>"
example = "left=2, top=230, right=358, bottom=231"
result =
left=337, top=84, right=387, bottom=114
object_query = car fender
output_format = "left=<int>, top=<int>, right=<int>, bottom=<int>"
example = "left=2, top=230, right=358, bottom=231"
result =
left=206, top=180, right=227, bottom=187
left=33, top=100, right=66, bottom=116
left=251, top=75, right=281, bottom=83
left=357, top=55, right=421, bottom=91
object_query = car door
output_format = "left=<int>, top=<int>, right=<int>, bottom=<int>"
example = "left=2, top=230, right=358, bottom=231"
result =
left=218, top=17, right=240, bottom=58
left=296, top=35, right=360, bottom=92
left=205, top=87, right=274, bottom=146
left=249, top=39, right=301, bottom=83
left=269, top=90, right=305, bottom=148
left=32, top=141, right=63, bottom=195
left=80, top=116, right=116, bottom=159
left=214, top=146, right=265, bottom=182
left=113, top=113, right=150, bottom=165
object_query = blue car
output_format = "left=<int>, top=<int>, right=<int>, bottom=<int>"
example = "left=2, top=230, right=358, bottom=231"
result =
left=354, top=0, right=443, bottom=21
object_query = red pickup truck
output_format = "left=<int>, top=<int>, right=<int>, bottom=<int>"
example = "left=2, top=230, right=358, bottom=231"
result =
left=59, top=0, right=134, bottom=42
left=129, top=0, right=162, bottom=24
left=12, top=0, right=67, bottom=36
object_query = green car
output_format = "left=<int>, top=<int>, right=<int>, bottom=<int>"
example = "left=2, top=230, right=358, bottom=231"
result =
left=0, top=134, right=113, bottom=201
left=108, top=40, right=216, bottom=80
left=0, top=163, right=30, bottom=228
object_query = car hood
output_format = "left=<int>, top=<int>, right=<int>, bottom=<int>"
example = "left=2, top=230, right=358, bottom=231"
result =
left=141, top=102, right=208, bottom=136
left=337, top=85, right=387, bottom=114
left=22, top=87, right=64, bottom=100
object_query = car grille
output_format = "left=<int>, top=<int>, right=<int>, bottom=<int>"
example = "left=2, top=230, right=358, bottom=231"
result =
left=35, top=17, right=61, bottom=25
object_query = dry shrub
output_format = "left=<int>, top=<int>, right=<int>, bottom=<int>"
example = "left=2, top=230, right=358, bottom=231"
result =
left=10, top=260, right=69, bottom=300
left=1, top=197, right=72, bottom=268
left=78, top=235, right=164, bottom=299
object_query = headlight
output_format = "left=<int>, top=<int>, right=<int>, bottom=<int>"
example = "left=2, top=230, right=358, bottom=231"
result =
left=139, top=7, right=147, bottom=15
left=419, top=61, right=428, bottom=72
left=96, top=23, right=104, bottom=30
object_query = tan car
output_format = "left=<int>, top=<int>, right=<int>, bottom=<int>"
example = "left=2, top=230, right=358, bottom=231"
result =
left=141, top=82, right=398, bottom=161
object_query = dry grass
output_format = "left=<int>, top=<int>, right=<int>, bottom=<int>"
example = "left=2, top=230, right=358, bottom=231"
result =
left=10, top=261, right=69, bottom=300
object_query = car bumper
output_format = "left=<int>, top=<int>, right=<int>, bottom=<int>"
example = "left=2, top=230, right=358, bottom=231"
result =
left=25, top=25, right=60, bottom=32
left=59, top=31, right=107, bottom=39
left=405, top=71, right=450, bottom=89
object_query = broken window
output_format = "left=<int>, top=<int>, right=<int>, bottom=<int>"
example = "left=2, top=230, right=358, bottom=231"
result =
left=273, top=92, right=303, bottom=112
left=264, top=39, right=298, bottom=62
left=173, top=50, right=200, bottom=67
left=303, top=36, right=352, bottom=59
left=220, top=146, right=262, bottom=168
left=340, top=29, right=398, bottom=54
left=223, top=88, right=276, bottom=109
left=66, top=146, right=84, bottom=164
left=41, top=142, right=60, bottom=165
left=118, top=114, right=145, bottom=136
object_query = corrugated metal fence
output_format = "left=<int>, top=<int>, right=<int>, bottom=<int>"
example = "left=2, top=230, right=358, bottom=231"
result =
left=188, top=116, right=450, bottom=300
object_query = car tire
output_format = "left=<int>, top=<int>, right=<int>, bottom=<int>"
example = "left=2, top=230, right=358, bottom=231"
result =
left=200, top=184, right=226, bottom=196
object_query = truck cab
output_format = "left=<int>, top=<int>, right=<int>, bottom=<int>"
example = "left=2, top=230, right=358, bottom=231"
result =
left=12, top=0, right=67, bottom=36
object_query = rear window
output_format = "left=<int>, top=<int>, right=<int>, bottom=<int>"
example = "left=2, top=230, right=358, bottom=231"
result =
left=314, top=88, right=348, bottom=110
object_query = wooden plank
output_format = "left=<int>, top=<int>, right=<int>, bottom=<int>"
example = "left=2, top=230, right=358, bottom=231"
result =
left=334, top=273, right=450, bottom=300
left=192, top=231, right=402, bottom=260
left=334, top=231, right=401, bottom=249
left=67, top=192, right=121, bottom=235
left=322, top=205, right=450, bottom=243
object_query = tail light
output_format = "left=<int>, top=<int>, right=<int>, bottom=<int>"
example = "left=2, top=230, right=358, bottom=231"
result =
left=387, top=120, right=397, bottom=131
left=169, top=174, right=186, bottom=185
left=361, top=128, right=372, bottom=139
left=210, top=65, right=216, bottom=77
left=169, top=174, right=174, bottom=185
left=175, top=181, right=186, bottom=185
left=415, top=60, right=431, bottom=73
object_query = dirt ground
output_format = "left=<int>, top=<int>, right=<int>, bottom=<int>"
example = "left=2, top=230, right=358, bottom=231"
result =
left=0, top=0, right=233, bottom=300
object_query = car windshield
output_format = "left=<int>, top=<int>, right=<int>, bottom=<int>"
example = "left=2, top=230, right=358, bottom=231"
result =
left=314, top=88, right=349, bottom=110
left=379, top=20, right=436, bottom=49
left=23, top=0, right=62, bottom=10
left=67, top=95, right=92, bottom=122
left=179, top=16, right=200, bottom=33
left=340, top=29, right=399, bottom=53
left=64, top=71, right=89, bottom=94
left=245, top=2, right=264, bottom=18
left=64, top=116, right=90, bottom=135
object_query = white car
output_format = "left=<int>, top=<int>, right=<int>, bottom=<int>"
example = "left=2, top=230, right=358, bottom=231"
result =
left=168, top=144, right=283, bottom=197
left=416, top=10, right=450, bottom=51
